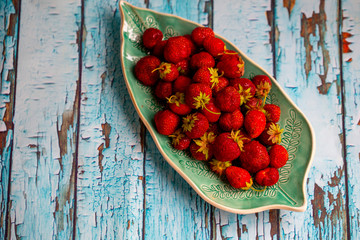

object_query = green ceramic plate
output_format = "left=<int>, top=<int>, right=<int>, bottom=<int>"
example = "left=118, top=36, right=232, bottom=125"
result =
left=119, top=1, right=315, bottom=214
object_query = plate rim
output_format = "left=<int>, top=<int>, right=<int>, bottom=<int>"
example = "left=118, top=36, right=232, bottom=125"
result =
left=118, top=0, right=316, bottom=214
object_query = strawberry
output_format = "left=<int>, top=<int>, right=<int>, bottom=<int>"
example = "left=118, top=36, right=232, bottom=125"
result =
left=203, top=36, right=225, bottom=57
left=190, top=51, right=215, bottom=69
left=215, top=86, right=241, bottom=112
left=169, top=129, right=191, bottom=150
left=230, top=78, right=256, bottom=105
left=184, top=83, right=213, bottom=110
left=134, top=55, right=161, bottom=86
left=264, top=104, right=281, bottom=123
left=182, top=112, right=209, bottom=139
left=244, top=110, right=266, bottom=138
left=225, top=166, right=253, bottom=190
left=213, top=130, right=247, bottom=162
left=164, top=36, right=191, bottom=63
left=151, top=40, right=167, bottom=58
left=193, top=67, right=223, bottom=89
left=152, top=62, right=179, bottom=82
left=183, top=34, right=197, bottom=55
left=239, top=140, right=270, bottom=173
left=258, top=122, right=283, bottom=146
left=142, top=28, right=163, bottom=49
left=190, top=132, right=216, bottom=161
left=242, top=97, right=263, bottom=112
left=154, top=110, right=180, bottom=135
left=173, top=76, right=191, bottom=93
left=208, top=123, right=220, bottom=135
left=217, top=54, right=244, bottom=78
left=155, top=81, right=172, bottom=100
left=212, top=76, right=229, bottom=95
left=175, top=59, right=190, bottom=76
left=200, top=99, right=221, bottom=122
left=252, top=75, right=272, bottom=98
left=209, top=159, right=232, bottom=176
left=269, top=144, right=289, bottom=168
left=255, top=168, right=279, bottom=186
left=167, top=92, right=192, bottom=115
left=191, top=27, right=215, bottom=47
left=219, top=109, right=244, bottom=132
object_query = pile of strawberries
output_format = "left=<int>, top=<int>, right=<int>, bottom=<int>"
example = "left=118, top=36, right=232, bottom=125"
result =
left=134, top=26, right=289, bottom=190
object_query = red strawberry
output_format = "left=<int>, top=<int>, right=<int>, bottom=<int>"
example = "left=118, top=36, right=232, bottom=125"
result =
left=169, top=129, right=191, bottom=150
left=164, top=36, right=191, bottom=63
left=209, top=159, right=232, bottom=176
left=242, top=97, right=263, bottom=112
left=142, top=28, right=163, bottom=49
left=212, top=76, right=229, bottom=95
left=208, top=123, right=220, bottom=135
left=182, top=112, right=209, bottom=139
left=244, top=110, right=266, bottom=138
left=191, top=27, right=215, bottom=47
left=269, top=144, right=289, bottom=168
left=252, top=75, right=272, bottom=98
left=167, top=92, right=192, bottom=115
left=175, top=59, right=190, bottom=76
left=190, top=51, right=215, bottom=69
left=155, top=81, right=172, bottom=100
left=200, top=99, right=221, bottom=122
left=219, top=109, right=244, bottom=132
left=264, top=104, right=281, bottom=123
left=193, top=67, right=223, bottom=89
left=151, top=40, right=167, bottom=58
left=173, top=76, right=191, bottom=93
left=230, top=78, right=256, bottom=105
left=154, top=110, right=180, bottom=135
left=134, top=55, right=161, bottom=86
left=153, top=62, right=179, bottom=82
left=215, top=86, right=241, bottom=112
left=185, top=83, right=213, bottom=110
left=255, top=168, right=279, bottom=186
left=217, top=54, right=244, bottom=78
left=258, top=122, right=283, bottom=146
left=225, top=166, right=253, bottom=190
left=203, top=36, right=225, bottom=57
left=190, top=132, right=216, bottom=161
left=240, top=140, right=270, bottom=173
left=183, top=34, right=197, bottom=55
left=213, top=130, right=247, bottom=162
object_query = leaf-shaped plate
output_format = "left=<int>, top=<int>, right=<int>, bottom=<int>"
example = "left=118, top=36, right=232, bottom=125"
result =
left=119, top=1, right=315, bottom=214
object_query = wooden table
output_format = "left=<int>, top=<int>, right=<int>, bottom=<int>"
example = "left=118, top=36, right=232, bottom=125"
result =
left=0, top=0, right=359, bottom=239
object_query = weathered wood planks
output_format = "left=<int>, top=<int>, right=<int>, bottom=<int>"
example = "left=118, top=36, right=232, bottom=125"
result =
left=274, top=0, right=348, bottom=239
left=0, top=0, right=19, bottom=238
left=342, top=0, right=360, bottom=239
left=143, top=1, right=212, bottom=239
left=7, top=0, right=81, bottom=238
left=75, top=0, right=146, bottom=239
left=212, top=0, right=278, bottom=239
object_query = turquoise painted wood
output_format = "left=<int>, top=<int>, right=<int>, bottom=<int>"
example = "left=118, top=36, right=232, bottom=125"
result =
left=212, top=0, right=277, bottom=239
left=0, top=0, right=359, bottom=239
left=342, top=0, right=360, bottom=239
left=274, top=0, right=348, bottom=239
left=8, top=0, right=81, bottom=239
left=143, top=1, right=212, bottom=239
left=0, top=0, right=19, bottom=238
left=75, top=0, right=146, bottom=239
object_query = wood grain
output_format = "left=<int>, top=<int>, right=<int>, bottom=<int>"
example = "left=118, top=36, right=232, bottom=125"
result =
left=342, top=0, right=360, bottom=239
left=7, top=0, right=81, bottom=238
left=212, top=0, right=278, bottom=239
left=274, top=0, right=348, bottom=239
left=143, top=1, right=212, bottom=239
left=0, top=0, right=19, bottom=238
left=74, top=0, right=146, bottom=239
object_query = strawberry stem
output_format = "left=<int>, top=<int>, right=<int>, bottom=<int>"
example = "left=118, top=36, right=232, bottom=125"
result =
left=250, top=186, right=267, bottom=192
left=151, top=66, right=164, bottom=73
left=203, top=104, right=221, bottom=115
